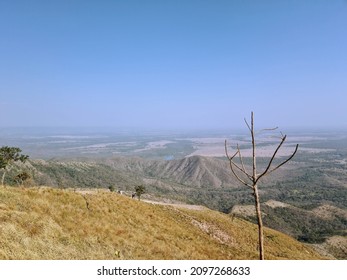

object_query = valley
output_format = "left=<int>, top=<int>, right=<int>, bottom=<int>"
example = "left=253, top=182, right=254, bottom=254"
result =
left=0, top=128, right=346, bottom=259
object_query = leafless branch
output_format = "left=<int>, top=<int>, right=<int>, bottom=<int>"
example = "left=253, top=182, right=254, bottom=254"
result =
left=256, top=135, right=299, bottom=183
left=82, top=194, right=91, bottom=211
left=225, top=140, right=253, bottom=182
left=237, top=144, right=252, bottom=180
left=225, top=140, right=239, bottom=161
left=224, top=140, right=252, bottom=188
left=256, top=126, right=278, bottom=134
left=228, top=159, right=253, bottom=188
left=266, top=144, right=299, bottom=175
left=255, top=135, right=287, bottom=183
left=244, top=118, right=252, bottom=133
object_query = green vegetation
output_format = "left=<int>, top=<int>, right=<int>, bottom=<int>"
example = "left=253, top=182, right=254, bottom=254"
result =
left=14, top=171, right=31, bottom=186
left=263, top=205, right=346, bottom=243
left=135, top=185, right=146, bottom=200
left=0, top=146, right=29, bottom=187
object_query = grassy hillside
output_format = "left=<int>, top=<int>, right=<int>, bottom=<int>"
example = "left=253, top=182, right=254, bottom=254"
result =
left=4, top=155, right=346, bottom=258
left=0, top=186, right=326, bottom=260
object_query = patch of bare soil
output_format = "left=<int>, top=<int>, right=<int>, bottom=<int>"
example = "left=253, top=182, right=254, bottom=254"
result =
left=190, top=219, right=235, bottom=246
left=264, top=200, right=291, bottom=208
left=142, top=200, right=206, bottom=211
left=141, top=198, right=235, bottom=246
left=311, top=235, right=347, bottom=260
left=311, top=205, right=347, bottom=220
left=230, top=205, right=256, bottom=217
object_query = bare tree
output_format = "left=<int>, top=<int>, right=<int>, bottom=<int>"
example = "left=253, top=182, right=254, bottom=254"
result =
left=225, top=112, right=298, bottom=260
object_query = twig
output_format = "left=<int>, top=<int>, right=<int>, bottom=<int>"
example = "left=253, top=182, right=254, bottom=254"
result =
left=82, top=194, right=91, bottom=211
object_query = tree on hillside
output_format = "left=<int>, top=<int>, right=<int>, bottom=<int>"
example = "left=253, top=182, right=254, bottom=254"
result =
left=225, top=112, right=299, bottom=260
left=14, top=171, right=31, bottom=187
left=0, top=146, right=29, bottom=187
left=135, top=185, right=146, bottom=201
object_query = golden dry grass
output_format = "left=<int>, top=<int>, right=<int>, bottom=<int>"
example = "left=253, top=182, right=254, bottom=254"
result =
left=0, top=186, right=326, bottom=260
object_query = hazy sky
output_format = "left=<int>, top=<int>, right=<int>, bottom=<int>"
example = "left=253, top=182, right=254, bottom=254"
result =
left=0, top=0, right=346, bottom=131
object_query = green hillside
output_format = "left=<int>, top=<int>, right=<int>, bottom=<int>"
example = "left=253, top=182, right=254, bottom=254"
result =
left=0, top=186, right=326, bottom=260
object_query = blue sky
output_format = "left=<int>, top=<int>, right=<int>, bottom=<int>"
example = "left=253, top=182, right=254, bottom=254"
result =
left=0, top=0, right=346, bottom=130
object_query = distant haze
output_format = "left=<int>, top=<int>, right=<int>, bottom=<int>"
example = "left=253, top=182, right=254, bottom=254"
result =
left=0, top=1, right=346, bottom=130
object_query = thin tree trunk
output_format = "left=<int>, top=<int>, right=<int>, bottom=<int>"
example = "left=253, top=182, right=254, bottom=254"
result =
left=1, top=171, right=6, bottom=187
left=254, top=185, right=264, bottom=260
left=250, top=112, right=264, bottom=259
left=1, top=166, right=12, bottom=187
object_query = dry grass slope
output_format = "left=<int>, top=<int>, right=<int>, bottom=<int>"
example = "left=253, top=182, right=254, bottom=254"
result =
left=0, top=186, right=326, bottom=260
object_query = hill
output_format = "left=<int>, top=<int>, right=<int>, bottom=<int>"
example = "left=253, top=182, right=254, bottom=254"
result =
left=22, top=156, right=301, bottom=209
left=0, top=186, right=325, bottom=260
left=231, top=200, right=347, bottom=259
left=4, top=155, right=347, bottom=258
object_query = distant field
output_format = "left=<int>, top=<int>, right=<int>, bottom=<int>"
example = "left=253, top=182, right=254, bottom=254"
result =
left=0, top=128, right=344, bottom=160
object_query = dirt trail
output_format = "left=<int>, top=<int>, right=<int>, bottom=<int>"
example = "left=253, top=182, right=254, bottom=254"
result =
left=73, top=188, right=206, bottom=211
left=141, top=199, right=206, bottom=210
